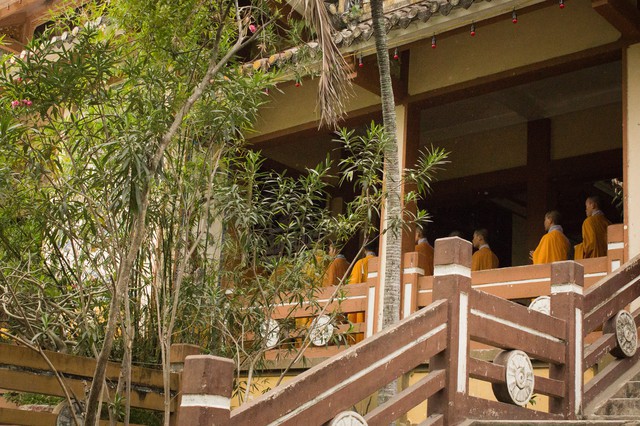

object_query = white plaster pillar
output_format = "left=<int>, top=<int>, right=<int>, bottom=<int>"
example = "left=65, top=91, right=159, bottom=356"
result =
left=377, top=104, right=408, bottom=332
left=624, top=43, right=640, bottom=260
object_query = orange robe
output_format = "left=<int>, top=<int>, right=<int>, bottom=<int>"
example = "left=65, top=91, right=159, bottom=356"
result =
left=349, top=254, right=374, bottom=285
left=533, top=229, right=570, bottom=265
left=415, top=241, right=434, bottom=275
left=575, top=213, right=610, bottom=259
left=322, top=256, right=350, bottom=287
left=472, top=246, right=499, bottom=271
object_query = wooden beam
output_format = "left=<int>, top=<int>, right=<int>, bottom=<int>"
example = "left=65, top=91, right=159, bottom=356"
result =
left=0, top=368, right=172, bottom=412
left=593, top=0, right=640, bottom=42
left=0, top=343, right=178, bottom=389
left=526, top=118, right=552, bottom=259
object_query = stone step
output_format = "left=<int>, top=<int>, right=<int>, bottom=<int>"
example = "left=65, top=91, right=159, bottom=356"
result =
left=596, top=398, right=640, bottom=416
left=613, top=381, right=640, bottom=398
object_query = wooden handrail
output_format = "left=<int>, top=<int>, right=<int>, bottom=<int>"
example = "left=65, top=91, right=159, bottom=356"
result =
left=229, top=299, right=448, bottom=425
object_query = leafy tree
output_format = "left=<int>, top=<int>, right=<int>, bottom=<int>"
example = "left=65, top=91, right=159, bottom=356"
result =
left=0, top=1, right=446, bottom=425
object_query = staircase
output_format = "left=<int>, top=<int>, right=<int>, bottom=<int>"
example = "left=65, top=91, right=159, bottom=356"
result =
left=587, top=361, right=640, bottom=423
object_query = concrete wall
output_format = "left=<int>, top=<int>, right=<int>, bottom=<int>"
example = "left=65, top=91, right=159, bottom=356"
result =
left=252, top=78, right=381, bottom=137
left=409, top=0, right=620, bottom=95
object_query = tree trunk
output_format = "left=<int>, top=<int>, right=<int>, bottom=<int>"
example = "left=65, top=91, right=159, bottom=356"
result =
left=370, top=0, right=402, bottom=407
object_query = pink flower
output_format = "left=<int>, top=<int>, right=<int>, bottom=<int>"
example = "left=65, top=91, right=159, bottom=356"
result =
left=22, top=99, right=32, bottom=107
left=10, top=100, right=20, bottom=108
left=249, top=24, right=257, bottom=33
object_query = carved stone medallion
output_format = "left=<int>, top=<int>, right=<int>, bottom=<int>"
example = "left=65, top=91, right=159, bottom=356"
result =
left=310, top=314, right=335, bottom=346
left=260, top=318, right=280, bottom=349
left=604, top=310, right=638, bottom=358
left=529, top=295, right=550, bottom=315
left=327, top=410, right=367, bottom=425
left=492, top=350, right=535, bottom=407
left=54, top=399, right=84, bottom=426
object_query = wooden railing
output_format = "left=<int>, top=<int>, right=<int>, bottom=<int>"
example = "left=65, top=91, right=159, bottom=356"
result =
left=4, top=224, right=636, bottom=425
left=179, top=236, right=628, bottom=425
left=262, top=225, right=623, bottom=362
left=0, top=343, right=198, bottom=425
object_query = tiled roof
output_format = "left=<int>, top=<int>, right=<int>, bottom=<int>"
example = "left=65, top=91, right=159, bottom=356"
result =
left=243, top=0, right=479, bottom=73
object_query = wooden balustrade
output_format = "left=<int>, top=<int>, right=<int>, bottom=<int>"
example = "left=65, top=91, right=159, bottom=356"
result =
left=262, top=225, right=622, bottom=362
left=186, top=236, right=619, bottom=425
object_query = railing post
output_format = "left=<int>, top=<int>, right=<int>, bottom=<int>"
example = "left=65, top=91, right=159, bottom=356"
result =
left=549, top=261, right=584, bottom=419
left=607, top=224, right=625, bottom=272
left=170, top=344, right=203, bottom=426
left=427, top=237, right=472, bottom=424
left=401, top=252, right=424, bottom=319
left=177, top=355, right=235, bottom=426
left=366, top=257, right=380, bottom=336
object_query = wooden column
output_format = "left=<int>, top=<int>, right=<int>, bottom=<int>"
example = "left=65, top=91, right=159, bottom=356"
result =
left=623, top=43, right=640, bottom=262
left=402, top=103, right=421, bottom=255
left=549, top=261, right=584, bottom=419
left=427, top=237, right=472, bottom=424
left=526, top=119, right=552, bottom=258
left=177, top=355, right=235, bottom=426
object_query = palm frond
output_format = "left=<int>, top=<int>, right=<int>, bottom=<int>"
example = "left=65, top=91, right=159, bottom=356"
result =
left=301, top=0, right=352, bottom=128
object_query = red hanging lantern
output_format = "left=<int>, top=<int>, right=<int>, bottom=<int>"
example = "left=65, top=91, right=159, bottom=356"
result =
left=512, top=9, right=518, bottom=23
left=559, top=0, right=565, bottom=8
left=470, top=23, right=476, bottom=36
left=358, top=55, right=364, bottom=67
left=393, top=48, right=399, bottom=60
left=431, top=34, right=437, bottom=49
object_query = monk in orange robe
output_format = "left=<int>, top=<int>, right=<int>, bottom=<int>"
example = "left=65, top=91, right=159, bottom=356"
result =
left=347, top=242, right=377, bottom=343
left=414, top=226, right=434, bottom=275
left=530, top=210, right=571, bottom=264
left=322, top=244, right=350, bottom=287
left=574, top=196, right=610, bottom=259
left=472, top=228, right=499, bottom=271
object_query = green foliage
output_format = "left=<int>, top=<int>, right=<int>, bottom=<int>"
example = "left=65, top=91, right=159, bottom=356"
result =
left=4, top=392, right=63, bottom=406
left=0, top=0, right=448, bottom=417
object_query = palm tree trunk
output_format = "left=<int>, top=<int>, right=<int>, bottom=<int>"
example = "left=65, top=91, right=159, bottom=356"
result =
left=370, top=0, right=402, bottom=408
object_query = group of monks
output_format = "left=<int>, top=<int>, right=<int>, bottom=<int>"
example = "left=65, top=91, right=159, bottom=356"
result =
left=530, top=195, right=610, bottom=264
left=324, top=195, right=611, bottom=288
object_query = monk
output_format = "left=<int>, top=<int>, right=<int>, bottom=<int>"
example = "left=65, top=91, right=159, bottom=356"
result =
left=322, top=243, right=350, bottom=287
left=472, top=228, right=499, bottom=271
left=415, top=226, right=434, bottom=275
left=349, top=241, right=377, bottom=285
left=530, top=210, right=571, bottom=264
left=347, top=241, right=377, bottom=343
left=574, top=195, right=610, bottom=259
